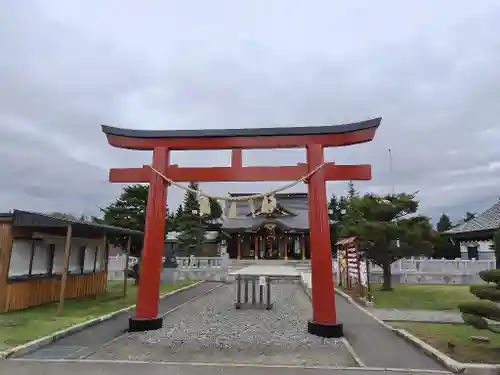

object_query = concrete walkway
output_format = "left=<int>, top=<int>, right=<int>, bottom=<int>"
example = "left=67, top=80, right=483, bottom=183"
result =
left=335, top=294, right=446, bottom=370
left=367, top=308, right=464, bottom=323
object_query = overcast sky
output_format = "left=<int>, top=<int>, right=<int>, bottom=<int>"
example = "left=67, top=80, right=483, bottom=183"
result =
left=1, top=0, right=499, bottom=224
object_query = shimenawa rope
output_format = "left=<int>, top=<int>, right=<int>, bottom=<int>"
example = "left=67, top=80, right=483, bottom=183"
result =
left=148, top=162, right=327, bottom=202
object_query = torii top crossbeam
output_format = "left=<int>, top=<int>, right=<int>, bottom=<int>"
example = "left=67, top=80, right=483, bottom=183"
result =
left=101, top=117, right=381, bottom=150
left=101, top=118, right=381, bottom=183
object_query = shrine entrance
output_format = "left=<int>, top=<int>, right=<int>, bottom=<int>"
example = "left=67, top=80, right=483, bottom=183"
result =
left=102, top=117, right=381, bottom=338
left=263, top=227, right=279, bottom=259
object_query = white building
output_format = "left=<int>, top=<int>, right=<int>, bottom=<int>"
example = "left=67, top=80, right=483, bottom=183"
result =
left=446, top=200, right=499, bottom=262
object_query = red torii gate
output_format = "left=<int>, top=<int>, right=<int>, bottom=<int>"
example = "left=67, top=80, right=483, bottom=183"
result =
left=102, top=117, right=381, bottom=337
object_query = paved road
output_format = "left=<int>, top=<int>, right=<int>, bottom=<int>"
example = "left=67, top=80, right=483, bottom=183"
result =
left=1, top=360, right=452, bottom=375
left=20, top=282, right=223, bottom=360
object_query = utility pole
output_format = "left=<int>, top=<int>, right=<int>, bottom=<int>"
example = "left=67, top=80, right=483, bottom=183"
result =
left=388, top=148, right=395, bottom=195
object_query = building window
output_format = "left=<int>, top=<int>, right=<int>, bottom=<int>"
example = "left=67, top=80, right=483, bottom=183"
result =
left=8, top=240, right=33, bottom=277
left=8, top=239, right=53, bottom=279
left=467, top=245, right=479, bottom=260
left=69, top=245, right=86, bottom=274
left=84, top=245, right=97, bottom=273
left=8, top=237, right=105, bottom=280
left=31, top=241, right=51, bottom=275
left=47, top=244, right=55, bottom=275
left=52, top=241, right=66, bottom=274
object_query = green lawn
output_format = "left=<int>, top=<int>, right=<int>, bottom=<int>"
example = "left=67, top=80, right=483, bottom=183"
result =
left=370, top=284, right=476, bottom=310
left=0, top=279, right=196, bottom=350
left=391, top=322, right=500, bottom=364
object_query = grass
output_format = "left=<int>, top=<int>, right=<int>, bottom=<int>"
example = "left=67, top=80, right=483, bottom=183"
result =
left=0, top=279, right=196, bottom=350
left=391, top=322, right=500, bottom=364
left=369, top=284, right=476, bottom=310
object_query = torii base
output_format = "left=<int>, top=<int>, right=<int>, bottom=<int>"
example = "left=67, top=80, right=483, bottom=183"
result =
left=128, top=317, right=163, bottom=332
left=308, top=320, right=344, bottom=338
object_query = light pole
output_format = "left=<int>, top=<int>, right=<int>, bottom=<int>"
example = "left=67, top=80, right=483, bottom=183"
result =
left=388, top=148, right=395, bottom=195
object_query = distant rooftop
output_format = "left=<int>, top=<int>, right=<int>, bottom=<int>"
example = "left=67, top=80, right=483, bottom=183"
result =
left=446, top=200, right=500, bottom=234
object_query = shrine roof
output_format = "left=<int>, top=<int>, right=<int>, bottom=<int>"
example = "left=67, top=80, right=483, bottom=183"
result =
left=222, top=194, right=309, bottom=231
left=102, top=117, right=381, bottom=139
left=445, top=200, right=500, bottom=234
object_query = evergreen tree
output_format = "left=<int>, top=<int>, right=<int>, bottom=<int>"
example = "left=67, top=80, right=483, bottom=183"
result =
left=100, top=184, right=156, bottom=255
left=432, top=213, right=458, bottom=258
left=340, top=193, right=434, bottom=290
left=347, top=181, right=359, bottom=199
left=339, top=192, right=364, bottom=233
left=207, top=198, right=223, bottom=221
left=166, top=210, right=178, bottom=231
left=175, top=204, right=183, bottom=219
left=437, top=213, right=452, bottom=232
left=176, top=182, right=206, bottom=255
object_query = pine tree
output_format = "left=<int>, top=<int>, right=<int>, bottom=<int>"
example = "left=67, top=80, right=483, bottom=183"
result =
left=436, top=213, right=452, bottom=232
left=347, top=181, right=359, bottom=199
left=207, top=198, right=223, bottom=221
left=339, top=193, right=433, bottom=290
left=176, top=182, right=206, bottom=256
left=166, top=210, right=178, bottom=231
left=100, top=184, right=157, bottom=255
left=175, top=204, right=183, bottom=219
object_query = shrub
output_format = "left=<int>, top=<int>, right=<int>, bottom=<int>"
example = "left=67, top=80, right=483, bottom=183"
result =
left=458, top=269, right=500, bottom=334
left=478, top=269, right=500, bottom=284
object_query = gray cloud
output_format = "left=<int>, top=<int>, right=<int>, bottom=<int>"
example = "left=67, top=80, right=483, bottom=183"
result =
left=1, top=0, right=500, bottom=224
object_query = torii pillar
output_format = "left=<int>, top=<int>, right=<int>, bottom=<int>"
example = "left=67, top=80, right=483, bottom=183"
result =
left=306, top=143, right=340, bottom=336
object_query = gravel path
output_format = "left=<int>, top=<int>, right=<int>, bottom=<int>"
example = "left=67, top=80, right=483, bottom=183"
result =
left=367, top=308, right=465, bottom=323
left=90, top=283, right=356, bottom=366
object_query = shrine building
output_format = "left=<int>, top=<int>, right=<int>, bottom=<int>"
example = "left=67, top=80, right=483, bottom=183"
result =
left=222, top=193, right=309, bottom=260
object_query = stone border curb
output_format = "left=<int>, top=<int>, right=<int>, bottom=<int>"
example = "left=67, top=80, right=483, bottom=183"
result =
left=0, top=280, right=203, bottom=360
left=333, top=287, right=500, bottom=375
left=7, top=358, right=454, bottom=373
